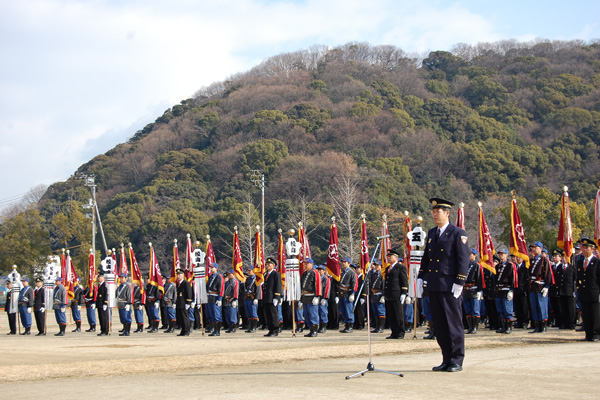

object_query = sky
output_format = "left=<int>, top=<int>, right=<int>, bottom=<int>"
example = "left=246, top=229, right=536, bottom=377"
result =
left=0, top=0, right=599, bottom=210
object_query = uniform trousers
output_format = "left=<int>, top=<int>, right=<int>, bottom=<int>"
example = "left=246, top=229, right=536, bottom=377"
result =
left=97, top=307, right=109, bottom=333
left=264, top=302, right=279, bottom=332
left=134, top=306, right=144, bottom=324
left=189, top=307, right=195, bottom=324
left=7, top=312, right=17, bottom=333
left=495, top=297, right=514, bottom=320
left=224, top=305, right=237, bottom=326
left=87, top=305, right=97, bottom=325
left=429, top=290, right=465, bottom=366
left=147, top=303, right=160, bottom=321
left=18, top=306, right=32, bottom=328
left=302, top=302, right=319, bottom=327
left=463, top=298, right=481, bottom=317
left=207, top=301, right=222, bottom=322
left=529, top=292, right=549, bottom=321
left=318, top=301, right=329, bottom=324
left=385, top=299, right=405, bottom=336
left=72, top=306, right=81, bottom=322
left=580, top=301, right=600, bottom=340
left=421, top=296, right=432, bottom=321
left=404, top=300, right=414, bottom=323
left=244, top=300, right=258, bottom=319
left=559, top=295, right=576, bottom=328
left=371, top=300, right=386, bottom=318
left=176, top=306, right=190, bottom=334
left=295, top=305, right=304, bottom=323
left=55, top=308, right=67, bottom=325
left=118, top=308, right=132, bottom=324
left=166, top=305, right=176, bottom=322
left=34, top=310, right=45, bottom=332
left=340, top=296, right=355, bottom=324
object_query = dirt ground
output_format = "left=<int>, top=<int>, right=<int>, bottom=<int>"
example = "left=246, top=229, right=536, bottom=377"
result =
left=1, top=312, right=597, bottom=399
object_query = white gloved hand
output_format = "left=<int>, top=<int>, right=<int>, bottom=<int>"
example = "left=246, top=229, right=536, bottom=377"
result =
left=138, top=305, right=143, bottom=311
left=27, top=307, right=32, bottom=314
left=573, top=292, right=576, bottom=298
left=360, top=298, right=365, bottom=305
left=379, top=297, right=385, bottom=304
left=320, top=299, right=327, bottom=306
left=349, top=294, right=355, bottom=303
left=40, top=307, right=45, bottom=313
left=297, top=301, right=303, bottom=309
left=216, top=300, right=222, bottom=307
left=102, top=305, right=107, bottom=311
left=185, top=304, right=190, bottom=310
left=191, top=302, right=196, bottom=308
left=312, top=297, right=319, bottom=306
left=405, top=296, right=412, bottom=305
left=91, top=304, right=96, bottom=310
left=77, top=305, right=81, bottom=310
left=507, top=291, right=513, bottom=301
left=476, top=291, right=483, bottom=301
left=541, top=287, right=548, bottom=297
left=253, top=299, right=258, bottom=306
left=416, top=278, right=424, bottom=298
left=451, top=283, right=463, bottom=299
left=232, top=300, right=238, bottom=309
left=171, top=304, right=176, bottom=309
left=125, top=304, right=130, bottom=312
left=61, top=307, right=66, bottom=313
left=400, top=294, right=407, bottom=304
left=154, top=302, right=159, bottom=309
left=334, top=297, right=339, bottom=304
left=273, top=299, right=278, bottom=307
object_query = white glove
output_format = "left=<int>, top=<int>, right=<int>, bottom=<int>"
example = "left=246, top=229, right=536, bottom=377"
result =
left=349, top=294, right=355, bottom=303
left=312, top=297, right=319, bottom=306
left=171, top=304, right=176, bottom=309
left=417, top=278, right=424, bottom=298
left=196, top=304, right=202, bottom=309
left=61, top=307, right=66, bottom=313
left=451, top=283, right=463, bottom=299
left=273, top=299, right=278, bottom=307
left=297, top=301, right=303, bottom=309
left=125, top=304, right=130, bottom=311
left=40, top=307, right=45, bottom=313
left=541, top=287, right=548, bottom=297
left=400, top=294, right=407, bottom=304
left=476, top=291, right=483, bottom=301
left=77, top=305, right=81, bottom=310
left=102, top=305, right=107, bottom=311
left=216, top=300, right=222, bottom=307
left=154, top=302, right=159, bottom=309
left=138, top=305, right=143, bottom=311
left=334, top=297, right=339, bottom=304
left=191, top=302, right=196, bottom=308
left=320, top=299, right=327, bottom=306
left=379, top=297, right=385, bottom=304
left=232, top=300, right=238, bottom=309
left=27, top=307, right=32, bottom=314
left=185, top=304, right=190, bottom=310
left=405, top=296, right=412, bottom=305
left=253, top=299, right=258, bottom=305
left=360, top=298, right=365, bottom=305
left=573, top=292, right=576, bottom=298
left=91, top=304, right=96, bottom=310
left=507, top=291, right=513, bottom=301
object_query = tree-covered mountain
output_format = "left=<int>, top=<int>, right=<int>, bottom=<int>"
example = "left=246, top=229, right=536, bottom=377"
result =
left=2, top=39, right=600, bottom=276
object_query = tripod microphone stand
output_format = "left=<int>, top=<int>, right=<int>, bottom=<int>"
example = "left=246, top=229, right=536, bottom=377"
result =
left=346, top=236, right=403, bottom=379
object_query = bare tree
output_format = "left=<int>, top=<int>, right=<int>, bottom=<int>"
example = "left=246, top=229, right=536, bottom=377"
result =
left=330, top=173, right=364, bottom=260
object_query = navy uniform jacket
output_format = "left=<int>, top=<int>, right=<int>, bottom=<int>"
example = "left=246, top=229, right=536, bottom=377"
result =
left=463, top=261, right=484, bottom=300
left=419, top=224, right=470, bottom=291
left=133, top=285, right=144, bottom=306
left=300, top=269, right=321, bottom=303
left=370, top=271, right=384, bottom=302
left=116, top=282, right=133, bottom=309
left=163, top=282, right=176, bottom=308
left=576, top=256, right=600, bottom=302
left=244, top=275, right=258, bottom=300
left=84, top=286, right=97, bottom=307
left=96, top=282, right=108, bottom=308
left=33, top=287, right=45, bottom=311
left=176, top=279, right=193, bottom=308
left=222, top=278, right=239, bottom=306
left=71, top=285, right=84, bottom=309
left=18, top=286, right=34, bottom=307
left=528, top=255, right=554, bottom=293
left=515, top=262, right=529, bottom=295
left=556, top=263, right=576, bottom=297
left=495, top=261, right=517, bottom=297
left=384, top=262, right=408, bottom=301
left=53, top=285, right=67, bottom=310
left=321, top=275, right=331, bottom=300
left=338, top=268, right=357, bottom=297
left=262, top=270, right=282, bottom=303
left=206, top=273, right=224, bottom=303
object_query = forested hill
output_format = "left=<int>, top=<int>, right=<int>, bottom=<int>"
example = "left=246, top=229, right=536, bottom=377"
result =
left=7, top=39, right=600, bottom=275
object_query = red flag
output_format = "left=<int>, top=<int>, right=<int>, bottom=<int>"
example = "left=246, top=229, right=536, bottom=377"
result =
left=253, top=228, right=265, bottom=285
left=380, top=216, right=391, bottom=278
left=232, top=229, right=245, bottom=283
left=557, top=187, right=574, bottom=259
left=170, top=239, right=180, bottom=283
left=184, top=234, right=194, bottom=282
left=509, top=196, right=530, bottom=268
left=277, top=229, right=287, bottom=291
left=111, top=249, right=117, bottom=273
left=87, top=249, right=96, bottom=291
left=456, top=202, right=465, bottom=230
left=119, top=245, right=129, bottom=276
left=66, top=250, right=78, bottom=300
left=360, top=217, right=370, bottom=274
left=60, top=249, right=67, bottom=282
left=596, top=187, right=600, bottom=248
left=403, top=212, right=412, bottom=265
left=205, top=236, right=216, bottom=270
left=148, top=243, right=164, bottom=293
left=326, top=220, right=341, bottom=281
left=477, top=203, right=496, bottom=274
left=298, top=222, right=312, bottom=263
left=129, top=244, right=145, bottom=303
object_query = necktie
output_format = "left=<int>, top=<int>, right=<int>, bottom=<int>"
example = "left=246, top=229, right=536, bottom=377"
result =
left=584, top=259, right=589, bottom=271
left=437, top=228, right=441, bottom=238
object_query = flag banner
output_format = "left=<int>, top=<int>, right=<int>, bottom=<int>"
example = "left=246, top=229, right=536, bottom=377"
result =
left=277, top=230, right=287, bottom=292
left=380, top=216, right=391, bottom=279
left=456, top=202, right=465, bottom=230
left=232, top=230, right=245, bottom=283
left=192, top=242, right=208, bottom=304
left=326, top=221, right=341, bottom=281
left=298, top=222, right=312, bottom=263
left=403, top=213, right=412, bottom=266
left=119, top=245, right=129, bottom=277
left=66, top=250, right=78, bottom=300
left=170, top=240, right=180, bottom=283
left=111, top=249, right=117, bottom=273
left=477, top=204, right=496, bottom=274
left=510, top=196, right=530, bottom=268
left=88, top=249, right=96, bottom=291
left=60, top=249, right=67, bottom=286
left=360, top=217, right=370, bottom=275
left=595, top=187, right=600, bottom=248
left=149, top=243, right=164, bottom=293
left=205, top=236, right=216, bottom=272
left=557, top=188, right=574, bottom=259
left=184, top=234, right=194, bottom=282
left=253, top=228, right=265, bottom=285
left=129, top=244, right=145, bottom=303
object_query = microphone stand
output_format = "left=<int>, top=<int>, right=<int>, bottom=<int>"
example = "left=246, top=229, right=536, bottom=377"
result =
left=346, top=237, right=403, bottom=379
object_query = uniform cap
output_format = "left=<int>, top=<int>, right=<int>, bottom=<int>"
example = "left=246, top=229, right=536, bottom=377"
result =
left=175, top=269, right=184, bottom=274
left=315, top=264, right=326, bottom=270
left=119, top=273, right=128, bottom=278
left=497, top=248, right=509, bottom=254
left=210, top=262, right=220, bottom=269
left=35, top=277, right=43, bottom=283
left=552, top=249, right=564, bottom=256
left=227, top=269, right=235, bottom=275
left=21, top=277, right=29, bottom=283
left=532, top=241, right=543, bottom=248
left=341, top=257, right=352, bottom=263
left=56, top=277, right=63, bottom=281
left=265, top=258, right=277, bottom=266
left=387, top=249, right=401, bottom=257
left=580, top=237, right=596, bottom=248
left=470, top=248, right=479, bottom=255
left=302, top=258, right=315, bottom=264
left=429, top=197, right=454, bottom=209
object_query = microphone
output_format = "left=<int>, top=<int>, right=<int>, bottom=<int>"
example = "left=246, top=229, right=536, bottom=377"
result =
left=376, top=234, right=391, bottom=240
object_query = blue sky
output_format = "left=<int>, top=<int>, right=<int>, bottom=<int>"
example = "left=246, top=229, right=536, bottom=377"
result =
left=0, top=0, right=598, bottom=210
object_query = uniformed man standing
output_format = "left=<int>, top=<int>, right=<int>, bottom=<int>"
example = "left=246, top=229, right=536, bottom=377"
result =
left=116, top=274, right=133, bottom=336
left=53, top=277, right=68, bottom=336
left=83, top=282, right=97, bottom=332
left=206, top=263, right=224, bottom=336
left=575, top=238, right=600, bottom=341
left=353, top=264, right=368, bottom=330
left=384, top=249, right=409, bottom=339
left=317, top=264, right=331, bottom=333
left=300, top=258, right=321, bottom=337
left=463, top=249, right=484, bottom=334
left=556, top=250, right=577, bottom=329
left=18, top=277, right=34, bottom=335
left=176, top=269, right=194, bottom=336
left=495, top=248, right=517, bottom=334
left=262, top=257, right=282, bottom=337
left=71, top=278, right=84, bottom=333
left=243, top=268, right=260, bottom=333
left=223, top=269, right=239, bottom=333
left=132, top=282, right=144, bottom=333
left=528, top=241, right=554, bottom=333
left=418, top=198, right=469, bottom=372
left=513, top=254, right=530, bottom=329
left=338, top=257, right=358, bottom=333
left=369, top=261, right=386, bottom=333
left=33, top=278, right=46, bottom=335
left=96, top=273, right=110, bottom=336
left=5, top=281, right=17, bottom=335
left=162, top=278, right=176, bottom=333
left=145, top=279, right=161, bottom=333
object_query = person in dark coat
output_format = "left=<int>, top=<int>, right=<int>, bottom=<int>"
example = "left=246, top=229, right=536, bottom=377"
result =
left=33, top=278, right=46, bottom=335
left=575, top=238, right=600, bottom=341
left=384, top=249, right=409, bottom=339
left=96, top=273, right=109, bottom=336
left=556, top=250, right=577, bottom=329
left=262, top=257, right=282, bottom=337
left=5, top=281, right=17, bottom=335
left=175, top=269, right=194, bottom=336
left=418, top=197, right=470, bottom=372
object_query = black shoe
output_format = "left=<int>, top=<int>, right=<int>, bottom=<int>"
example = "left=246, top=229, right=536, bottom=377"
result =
left=317, top=323, right=326, bottom=334
left=97, top=332, right=108, bottom=336
left=432, top=363, right=449, bottom=372
left=447, top=364, right=462, bottom=372
left=7, top=332, right=16, bottom=335
left=85, top=325, right=96, bottom=332
left=36, top=332, right=45, bottom=336
left=54, top=331, right=65, bottom=336
left=264, top=330, right=278, bottom=337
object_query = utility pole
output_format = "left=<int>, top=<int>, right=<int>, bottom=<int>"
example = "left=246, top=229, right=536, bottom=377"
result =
left=82, top=174, right=108, bottom=255
left=249, top=170, right=265, bottom=244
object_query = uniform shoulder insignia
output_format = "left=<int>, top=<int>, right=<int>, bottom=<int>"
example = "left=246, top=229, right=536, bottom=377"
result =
left=460, top=236, right=468, bottom=244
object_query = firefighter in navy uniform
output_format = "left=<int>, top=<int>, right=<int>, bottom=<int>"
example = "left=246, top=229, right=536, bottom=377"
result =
left=207, top=263, right=224, bottom=336
left=370, top=261, right=386, bottom=333
left=300, top=258, right=321, bottom=337
left=463, top=249, right=484, bottom=334
left=417, top=198, right=470, bottom=372
left=96, top=273, right=109, bottom=336
left=575, top=238, right=600, bottom=341
left=71, top=278, right=84, bottom=333
left=175, top=269, right=194, bottom=336
left=163, top=278, right=176, bottom=333
left=18, top=277, right=34, bottom=335
left=338, top=257, right=357, bottom=333
left=353, top=264, right=368, bottom=330
left=528, top=241, right=554, bottom=333
left=53, top=277, right=68, bottom=336
left=223, top=269, right=239, bottom=333
left=317, top=264, right=331, bottom=333
left=262, top=258, right=282, bottom=337
left=33, top=278, right=46, bottom=335
left=132, top=283, right=144, bottom=333
left=384, top=249, right=409, bottom=339
left=116, top=274, right=133, bottom=336
left=556, top=250, right=577, bottom=329
left=513, top=254, right=530, bottom=329
left=83, top=283, right=97, bottom=332
left=495, top=248, right=517, bottom=334
left=243, top=268, right=260, bottom=333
